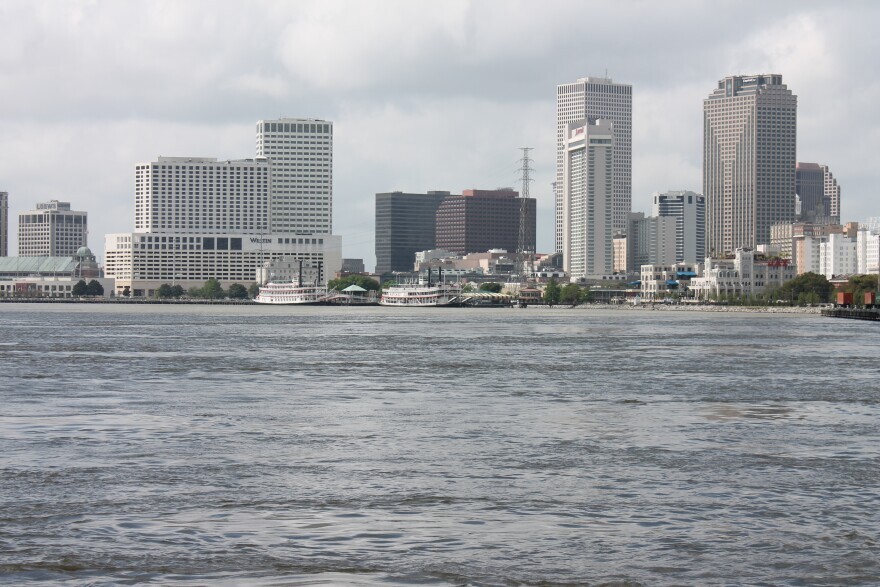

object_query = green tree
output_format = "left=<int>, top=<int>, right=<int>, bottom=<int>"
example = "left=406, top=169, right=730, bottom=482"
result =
left=381, top=279, right=397, bottom=290
left=72, top=279, right=88, bottom=296
left=170, top=285, right=185, bottom=298
left=248, top=283, right=261, bottom=298
left=560, top=283, right=583, bottom=305
left=774, top=272, right=833, bottom=305
left=479, top=282, right=503, bottom=293
left=227, top=283, right=249, bottom=299
left=201, top=278, right=225, bottom=299
left=156, top=284, right=174, bottom=298
left=543, top=278, right=561, bottom=306
left=86, top=280, right=104, bottom=296
left=328, top=275, right=381, bottom=291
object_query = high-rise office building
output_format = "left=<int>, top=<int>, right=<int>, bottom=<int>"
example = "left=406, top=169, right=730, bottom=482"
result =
left=795, top=163, right=825, bottom=222
left=256, top=118, right=333, bottom=234
left=0, top=191, right=8, bottom=257
left=18, top=200, right=88, bottom=257
left=556, top=77, right=632, bottom=251
left=628, top=212, right=677, bottom=271
left=821, top=164, right=841, bottom=222
left=435, top=189, right=536, bottom=256
left=374, top=191, right=450, bottom=275
left=562, top=119, right=614, bottom=279
left=703, top=74, right=797, bottom=254
left=652, top=190, right=706, bottom=263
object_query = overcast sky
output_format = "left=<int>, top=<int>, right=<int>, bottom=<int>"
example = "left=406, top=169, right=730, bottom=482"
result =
left=1, top=0, right=878, bottom=270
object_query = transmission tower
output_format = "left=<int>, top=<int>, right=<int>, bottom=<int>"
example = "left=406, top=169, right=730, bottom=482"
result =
left=517, top=147, right=534, bottom=282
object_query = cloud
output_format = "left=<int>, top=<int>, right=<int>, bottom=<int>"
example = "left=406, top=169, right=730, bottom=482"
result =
left=0, top=0, right=878, bottom=270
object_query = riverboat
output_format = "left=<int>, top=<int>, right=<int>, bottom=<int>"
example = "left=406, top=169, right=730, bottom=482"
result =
left=379, top=269, right=462, bottom=307
left=254, top=282, right=331, bottom=305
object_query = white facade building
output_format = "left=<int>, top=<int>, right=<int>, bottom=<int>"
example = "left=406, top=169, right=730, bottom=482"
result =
left=105, top=231, right=341, bottom=297
left=256, top=118, right=333, bottom=235
left=652, top=190, right=706, bottom=263
left=556, top=77, right=631, bottom=250
left=562, top=119, right=614, bottom=280
left=639, top=262, right=700, bottom=301
left=105, top=137, right=341, bottom=298
left=134, top=157, right=270, bottom=234
left=857, top=227, right=880, bottom=275
left=819, top=232, right=858, bottom=278
left=18, top=200, right=88, bottom=257
left=690, top=248, right=795, bottom=300
left=628, top=212, right=677, bottom=272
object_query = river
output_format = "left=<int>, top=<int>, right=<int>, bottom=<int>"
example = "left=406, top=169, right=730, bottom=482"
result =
left=1, top=305, right=878, bottom=585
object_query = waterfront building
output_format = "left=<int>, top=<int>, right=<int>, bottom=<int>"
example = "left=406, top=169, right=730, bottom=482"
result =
left=0, top=247, right=114, bottom=298
left=556, top=76, right=632, bottom=250
left=652, top=190, right=706, bottom=263
left=639, top=262, right=700, bottom=301
left=627, top=212, right=677, bottom=272
left=374, top=191, right=450, bottom=275
left=0, top=191, right=7, bottom=257
left=704, top=74, right=797, bottom=254
left=256, top=118, right=333, bottom=234
left=104, top=155, right=341, bottom=297
left=562, top=119, right=614, bottom=280
left=434, top=189, right=536, bottom=256
left=18, top=200, right=88, bottom=257
left=689, top=248, right=795, bottom=300
left=413, top=249, right=514, bottom=276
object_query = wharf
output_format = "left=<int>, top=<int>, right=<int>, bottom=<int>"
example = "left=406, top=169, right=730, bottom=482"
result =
left=821, top=308, right=880, bottom=321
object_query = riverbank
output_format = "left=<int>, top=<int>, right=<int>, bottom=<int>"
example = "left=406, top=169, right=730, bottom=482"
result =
left=0, top=297, right=254, bottom=305
left=532, top=303, right=823, bottom=314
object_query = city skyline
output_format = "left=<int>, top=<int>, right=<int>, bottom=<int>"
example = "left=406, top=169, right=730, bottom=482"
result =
left=1, top=1, right=878, bottom=271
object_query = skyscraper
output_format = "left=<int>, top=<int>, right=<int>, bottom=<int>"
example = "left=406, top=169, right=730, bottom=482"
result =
left=821, top=164, right=841, bottom=222
left=18, top=200, right=88, bottom=257
left=795, top=163, right=825, bottom=222
left=703, top=74, right=797, bottom=254
left=256, top=118, right=333, bottom=234
left=562, top=119, right=614, bottom=279
left=435, top=189, right=536, bottom=256
left=0, top=191, right=7, bottom=257
left=556, top=77, right=632, bottom=251
left=374, top=191, right=450, bottom=274
left=652, top=190, right=706, bottom=263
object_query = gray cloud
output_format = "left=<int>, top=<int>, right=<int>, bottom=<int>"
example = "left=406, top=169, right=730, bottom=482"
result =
left=0, top=0, right=877, bottom=269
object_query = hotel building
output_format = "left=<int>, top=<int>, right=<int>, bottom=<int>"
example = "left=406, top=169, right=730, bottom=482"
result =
left=105, top=120, right=341, bottom=297
left=18, top=200, right=88, bottom=257
left=556, top=77, right=632, bottom=251
left=256, top=118, right=333, bottom=234
left=562, top=119, right=614, bottom=279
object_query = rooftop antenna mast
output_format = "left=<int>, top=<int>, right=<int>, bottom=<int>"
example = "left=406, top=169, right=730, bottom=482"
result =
left=517, top=147, right=534, bottom=282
